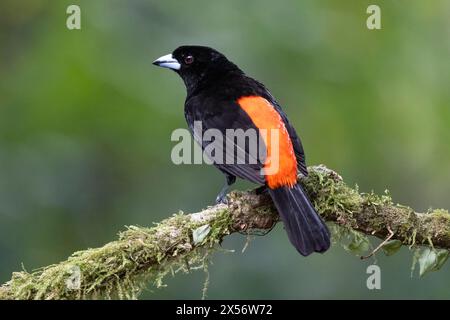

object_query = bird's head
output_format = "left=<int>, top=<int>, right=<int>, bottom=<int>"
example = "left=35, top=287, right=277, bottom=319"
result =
left=153, top=45, right=240, bottom=93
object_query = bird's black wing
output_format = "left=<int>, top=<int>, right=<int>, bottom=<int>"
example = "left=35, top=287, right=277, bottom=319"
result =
left=185, top=96, right=266, bottom=185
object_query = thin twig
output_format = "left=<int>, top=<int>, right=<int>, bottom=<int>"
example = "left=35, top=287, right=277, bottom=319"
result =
left=360, top=226, right=394, bottom=260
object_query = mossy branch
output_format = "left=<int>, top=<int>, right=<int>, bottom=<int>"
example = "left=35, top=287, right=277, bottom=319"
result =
left=1, top=165, right=449, bottom=300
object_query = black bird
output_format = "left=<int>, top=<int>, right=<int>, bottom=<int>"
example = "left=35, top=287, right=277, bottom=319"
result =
left=153, top=46, right=330, bottom=256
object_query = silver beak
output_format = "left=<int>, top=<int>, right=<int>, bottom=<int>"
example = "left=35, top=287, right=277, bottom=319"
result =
left=153, top=53, right=181, bottom=70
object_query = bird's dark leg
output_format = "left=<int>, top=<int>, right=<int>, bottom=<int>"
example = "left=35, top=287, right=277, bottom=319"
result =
left=255, top=185, right=268, bottom=195
left=215, top=174, right=236, bottom=204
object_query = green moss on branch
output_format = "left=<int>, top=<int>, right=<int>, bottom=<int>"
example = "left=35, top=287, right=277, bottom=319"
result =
left=0, top=165, right=448, bottom=300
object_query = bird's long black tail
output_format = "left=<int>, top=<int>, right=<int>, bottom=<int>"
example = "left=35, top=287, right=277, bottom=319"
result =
left=268, top=183, right=330, bottom=256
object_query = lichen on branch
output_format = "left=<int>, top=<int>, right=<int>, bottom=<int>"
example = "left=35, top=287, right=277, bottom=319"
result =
left=0, top=165, right=449, bottom=300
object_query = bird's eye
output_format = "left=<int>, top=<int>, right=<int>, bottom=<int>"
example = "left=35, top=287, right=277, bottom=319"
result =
left=184, top=55, right=194, bottom=65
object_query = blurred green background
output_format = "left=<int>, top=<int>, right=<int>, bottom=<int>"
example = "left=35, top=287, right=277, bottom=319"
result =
left=1, top=0, right=449, bottom=299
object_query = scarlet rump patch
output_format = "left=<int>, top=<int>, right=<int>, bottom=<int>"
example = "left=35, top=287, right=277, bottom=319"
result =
left=237, top=96, right=297, bottom=189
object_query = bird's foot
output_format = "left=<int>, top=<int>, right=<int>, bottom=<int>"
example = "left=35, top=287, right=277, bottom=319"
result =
left=215, top=193, right=228, bottom=204
left=255, top=186, right=268, bottom=195
left=215, top=174, right=236, bottom=204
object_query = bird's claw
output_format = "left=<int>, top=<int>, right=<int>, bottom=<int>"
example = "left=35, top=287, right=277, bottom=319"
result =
left=215, top=194, right=228, bottom=204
